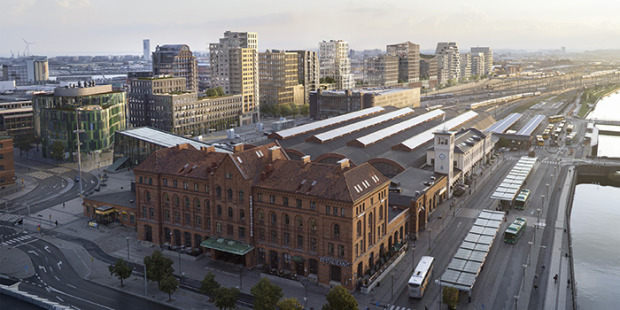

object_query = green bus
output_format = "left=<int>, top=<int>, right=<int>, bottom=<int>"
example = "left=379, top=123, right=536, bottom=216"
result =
left=504, top=217, right=527, bottom=244
left=514, top=189, right=530, bottom=210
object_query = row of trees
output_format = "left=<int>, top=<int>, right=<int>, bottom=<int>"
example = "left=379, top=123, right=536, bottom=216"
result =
left=260, top=102, right=309, bottom=117
left=110, top=250, right=359, bottom=309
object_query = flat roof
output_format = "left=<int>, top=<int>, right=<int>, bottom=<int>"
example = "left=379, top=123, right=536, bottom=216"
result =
left=491, top=156, right=537, bottom=201
left=516, top=114, right=545, bottom=136
left=486, top=113, right=522, bottom=134
left=398, top=111, right=478, bottom=151
left=117, top=127, right=229, bottom=153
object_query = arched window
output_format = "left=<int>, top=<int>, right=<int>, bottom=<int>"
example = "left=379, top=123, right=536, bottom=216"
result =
left=139, top=176, right=143, bottom=184
left=296, top=216, right=303, bottom=229
left=145, top=191, right=151, bottom=202
left=173, top=195, right=179, bottom=207
left=217, top=205, right=222, bottom=216
left=227, top=188, right=233, bottom=200
left=228, top=207, right=233, bottom=218
left=270, top=212, right=277, bottom=225
left=184, top=197, right=190, bottom=209
left=194, top=199, right=201, bottom=212
left=379, top=205, right=384, bottom=220
left=309, top=218, right=317, bottom=232
left=258, top=210, right=264, bottom=222
left=216, top=186, right=221, bottom=199
left=357, top=221, right=362, bottom=236
left=284, top=213, right=290, bottom=226
left=334, top=224, right=340, bottom=238
left=238, top=190, right=244, bottom=202
left=163, top=193, right=169, bottom=204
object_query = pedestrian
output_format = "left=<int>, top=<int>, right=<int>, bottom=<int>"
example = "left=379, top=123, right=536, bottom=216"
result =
left=63, top=202, right=65, bottom=208
left=554, top=274, right=558, bottom=283
left=55, top=220, right=58, bottom=227
left=534, top=284, right=538, bottom=291
left=542, top=265, right=546, bottom=271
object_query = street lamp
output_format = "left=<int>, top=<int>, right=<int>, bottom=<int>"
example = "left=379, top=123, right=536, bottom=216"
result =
left=125, top=236, right=130, bottom=261
left=521, top=264, right=527, bottom=292
left=514, top=295, right=519, bottom=309
left=546, top=183, right=550, bottom=197
left=527, top=241, right=534, bottom=266
left=541, top=195, right=545, bottom=212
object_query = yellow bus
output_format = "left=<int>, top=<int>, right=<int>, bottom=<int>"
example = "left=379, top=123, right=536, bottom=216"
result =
left=536, top=135, right=545, bottom=146
left=548, top=115, right=565, bottom=123
left=542, top=130, right=550, bottom=139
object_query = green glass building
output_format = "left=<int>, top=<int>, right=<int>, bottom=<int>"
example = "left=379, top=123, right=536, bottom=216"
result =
left=32, top=84, right=127, bottom=159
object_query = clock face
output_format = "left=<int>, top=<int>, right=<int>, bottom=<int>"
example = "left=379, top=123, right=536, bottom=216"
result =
left=439, top=153, right=445, bottom=160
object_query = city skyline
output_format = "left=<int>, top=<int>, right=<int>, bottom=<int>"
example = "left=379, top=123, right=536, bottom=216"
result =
left=3, top=0, right=620, bottom=57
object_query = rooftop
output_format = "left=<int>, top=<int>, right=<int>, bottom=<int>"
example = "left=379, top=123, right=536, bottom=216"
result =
left=117, top=127, right=228, bottom=153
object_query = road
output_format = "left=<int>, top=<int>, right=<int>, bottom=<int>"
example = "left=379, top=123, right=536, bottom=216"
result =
left=0, top=225, right=175, bottom=310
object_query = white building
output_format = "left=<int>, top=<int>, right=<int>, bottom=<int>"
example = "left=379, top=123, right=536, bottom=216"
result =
left=435, top=42, right=460, bottom=85
left=319, top=40, right=354, bottom=90
left=460, top=53, right=472, bottom=80
left=143, top=39, right=150, bottom=62
left=470, top=47, right=493, bottom=76
left=471, top=52, right=486, bottom=77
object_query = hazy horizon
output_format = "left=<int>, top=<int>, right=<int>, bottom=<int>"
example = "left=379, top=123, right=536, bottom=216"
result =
left=3, top=0, right=620, bottom=57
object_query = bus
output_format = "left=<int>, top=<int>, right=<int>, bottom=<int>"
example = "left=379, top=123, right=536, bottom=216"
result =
left=548, top=115, right=565, bottom=123
left=504, top=217, right=527, bottom=244
left=566, top=132, right=577, bottom=145
left=542, top=129, right=551, bottom=139
left=566, top=124, right=574, bottom=134
left=514, top=189, right=530, bottom=209
left=408, top=256, right=435, bottom=298
left=536, top=135, right=545, bottom=146
left=553, top=127, right=562, bottom=138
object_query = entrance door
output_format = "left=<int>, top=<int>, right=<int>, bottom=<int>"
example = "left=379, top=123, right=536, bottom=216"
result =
left=295, top=261, right=305, bottom=276
left=309, top=259, right=318, bottom=275
left=144, top=225, right=152, bottom=242
left=270, top=250, right=279, bottom=270
left=330, top=265, right=342, bottom=283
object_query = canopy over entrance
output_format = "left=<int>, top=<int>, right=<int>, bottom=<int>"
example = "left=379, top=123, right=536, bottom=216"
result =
left=200, top=236, right=254, bottom=255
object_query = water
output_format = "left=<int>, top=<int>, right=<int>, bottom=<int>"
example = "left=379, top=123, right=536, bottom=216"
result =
left=571, top=184, right=620, bottom=310
left=587, top=90, right=620, bottom=157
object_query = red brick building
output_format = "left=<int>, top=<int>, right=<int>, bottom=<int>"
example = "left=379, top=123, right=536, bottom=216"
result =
left=133, top=142, right=407, bottom=289
left=0, top=137, right=15, bottom=187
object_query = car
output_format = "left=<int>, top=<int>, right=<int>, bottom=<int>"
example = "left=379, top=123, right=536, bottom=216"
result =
left=74, top=176, right=80, bottom=182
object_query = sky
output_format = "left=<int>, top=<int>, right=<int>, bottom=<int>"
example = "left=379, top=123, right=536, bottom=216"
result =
left=3, top=0, right=620, bottom=57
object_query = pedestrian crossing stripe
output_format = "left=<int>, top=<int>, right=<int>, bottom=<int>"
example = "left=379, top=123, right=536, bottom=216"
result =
left=387, top=305, right=413, bottom=310
left=1, top=234, right=32, bottom=246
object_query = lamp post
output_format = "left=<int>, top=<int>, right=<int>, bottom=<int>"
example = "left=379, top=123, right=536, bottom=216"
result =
left=125, top=236, right=130, bottom=261
left=546, top=183, right=550, bottom=197
left=521, top=264, right=527, bottom=292
left=144, top=264, right=148, bottom=295
left=527, top=241, right=534, bottom=266
left=514, top=295, right=519, bottom=309
left=239, top=264, right=243, bottom=291
left=541, top=195, right=545, bottom=212
left=178, top=250, right=182, bottom=275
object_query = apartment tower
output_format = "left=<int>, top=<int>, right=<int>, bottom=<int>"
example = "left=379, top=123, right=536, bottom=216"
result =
left=318, top=40, right=354, bottom=90
left=435, top=42, right=460, bottom=85
left=152, top=44, right=198, bottom=92
left=470, top=47, right=493, bottom=76
left=259, top=50, right=298, bottom=108
left=386, top=42, right=420, bottom=83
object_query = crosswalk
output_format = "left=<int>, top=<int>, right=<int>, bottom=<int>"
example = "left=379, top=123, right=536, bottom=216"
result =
left=0, top=213, right=23, bottom=223
left=1, top=233, right=35, bottom=247
left=386, top=305, right=414, bottom=310
left=505, top=156, right=560, bottom=166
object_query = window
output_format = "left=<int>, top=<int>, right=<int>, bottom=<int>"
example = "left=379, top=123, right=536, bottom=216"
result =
left=284, top=232, right=290, bottom=245
left=271, top=212, right=277, bottom=225
left=258, top=210, right=264, bottom=222
left=173, top=195, right=179, bottom=207
left=357, top=221, right=362, bottom=236
left=194, top=199, right=201, bottom=212
left=258, top=228, right=265, bottom=240
left=196, top=215, right=201, bottom=227
left=142, top=207, right=146, bottom=218
left=283, top=197, right=289, bottom=206
left=164, top=228, right=171, bottom=242
left=205, top=185, right=209, bottom=193
left=145, top=191, right=151, bottom=202
left=164, top=193, right=169, bottom=204
left=341, top=208, right=345, bottom=217
left=173, top=180, right=178, bottom=188
left=194, top=183, right=199, bottom=191
left=284, top=214, right=290, bottom=226
left=225, top=172, right=232, bottom=179
left=240, top=209, right=245, bottom=220
left=296, top=199, right=302, bottom=208
left=257, top=193, right=263, bottom=202
left=227, top=188, right=233, bottom=200
left=163, top=179, right=168, bottom=187
left=271, top=230, right=277, bottom=242
left=185, top=213, right=190, bottom=225
left=165, top=209, right=170, bottom=221
left=328, top=243, right=334, bottom=256
left=227, top=224, right=234, bottom=235
left=297, top=235, right=303, bottom=248
left=228, top=207, right=233, bottom=218
left=183, top=182, right=188, bottom=190
left=216, top=186, right=221, bottom=199
left=326, top=206, right=330, bottom=215
left=149, top=178, right=152, bottom=185
left=174, top=211, right=180, bottom=223
left=149, top=208, right=154, bottom=218
left=238, top=190, right=244, bottom=202
left=334, top=224, right=340, bottom=238
left=238, top=227, right=245, bottom=238
left=206, top=218, right=211, bottom=229
left=310, top=201, right=316, bottom=210
left=310, top=218, right=317, bottom=232
left=338, top=245, right=345, bottom=256
left=379, top=205, right=383, bottom=220
left=310, top=237, right=317, bottom=252
left=217, top=205, right=222, bottom=216
left=184, top=197, right=190, bottom=209
left=296, top=217, right=303, bottom=229
left=139, top=177, right=143, bottom=184
left=206, top=201, right=210, bottom=213
left=355, top=244, right=359, bottom=257
left=258, top=248, right=266, bottom=264
left=333, top=207, right=338, bottom=216
left=282, top=253, right=291, bottom=270
left=216, top=222, right=222, bottom=233
left=270, top=195, right=275, bottom=203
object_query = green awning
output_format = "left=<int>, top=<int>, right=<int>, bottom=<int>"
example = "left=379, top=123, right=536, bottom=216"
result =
left=200, top=236, right=254, bottom=255
left=292, top=255, right=305, bottom=263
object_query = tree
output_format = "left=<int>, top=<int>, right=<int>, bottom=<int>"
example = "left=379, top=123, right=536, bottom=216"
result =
left=300, top=104, right=309, bottom=116
left=322, top=285, right=358, bottom=310
left=206, top=88, right=218, bottom=97
left=215, top=87, right=224, bottom=96
left=108, top=258, right=132, bottom=287
left=288, top=102, right=298, bottom=116
left=14, top=137, right=33, bottom=157
left=158, top=273, right=179, bottom=301
left=442, top=286, right=459, bottom=310
left=144, top=250, right=174, bottom=284
left=279, top=104, right=293, bottom=117
left=277, top=297, right=303, bottom=310
left=49, top=141, right=65, bottom=162
left=200, top=272, right=221, bottom=297
left=251, top=277, right=283, bottom=310
left=213, top=287, right=239, bottom=310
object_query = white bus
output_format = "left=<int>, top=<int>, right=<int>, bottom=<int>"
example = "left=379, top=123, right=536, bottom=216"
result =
left=408, top=256, right=435, bottom=298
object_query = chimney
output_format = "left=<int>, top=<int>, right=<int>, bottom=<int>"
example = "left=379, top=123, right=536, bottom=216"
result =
left=233, top=143, right=244, bottom=153
left=268, top=146, right=282, bottom=162
left=201, top=146, right=215, bottom=154
left=336, top=158, right=350, bottom=171
left=301, top=155, right=311, bottom=165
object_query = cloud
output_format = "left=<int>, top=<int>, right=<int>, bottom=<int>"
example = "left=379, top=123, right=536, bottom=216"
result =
left=55, top=0, right=91, bottom=8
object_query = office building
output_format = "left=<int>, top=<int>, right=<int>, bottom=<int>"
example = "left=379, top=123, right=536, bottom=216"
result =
left=210, top=31, right=259, bottom=124
left=259, top=50, right=298, bottom=107
left=471, top=53, right=486, bottom=77
left=32, top=84, right=127, bottom=159
left=319, top=40, right=354, bottom=90
left=470, top=47, right=493, bottom=76
left=386, top=42, right=420, bottom=83
left=0, top=136, right=15, bottom=187
left=310, top=88, right=420, bottom=119
left=460, top=53, right=472, bottom=79
left=143, top=39, right=150, bottom=62
left=289, top=50, right=319, bottom=105
left=435, top=42, right=460, bottom=85
left=2, top=56, right=48, bottom=85
left=0, top=101, right=33, bottom=140
left=152, top=44, right=198, bottom=92
left=363, top=54, right=399, bottom=86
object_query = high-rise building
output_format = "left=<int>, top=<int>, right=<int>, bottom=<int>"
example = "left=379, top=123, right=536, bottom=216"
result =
left=470, top=47, right=493, bottom=76
left=471, top=52, right=486, bottom=77
left=386, top=42, right=420, bottom=83
left=259, top=50, right=298, bottom=108
left=460, top=53, right=472, bottom=80
left=435, top=42, right=460, bottom=85
left=32, top=84, right=127, bottom=159
left=143, top=39, right=150, bottom=62
left=363, top=54, right=399, bottom=86
left=289, top=50, right=319, bottom=105
left=152, top=44, right=198, bottom=92
left=210, top=31, right=259, bottom=124
left=319, top=40, right=354, bottom=90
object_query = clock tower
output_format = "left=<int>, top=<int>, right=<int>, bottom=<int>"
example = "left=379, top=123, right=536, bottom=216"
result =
left=433, top=129, right=455, bottom=183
